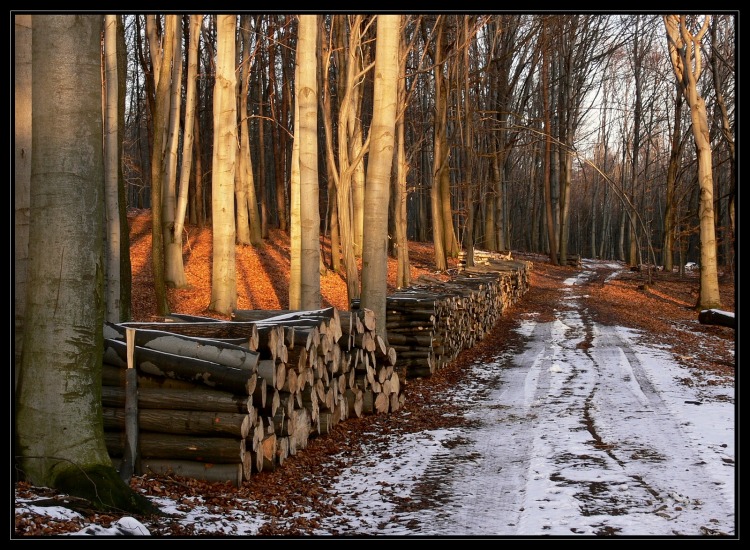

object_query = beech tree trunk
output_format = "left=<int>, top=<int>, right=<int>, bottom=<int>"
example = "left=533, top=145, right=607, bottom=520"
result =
left=361, top=14, right=399, bottom=340
left=664, top=15, right=721, bottom=309
left=210, top=15, right=238, bottom=315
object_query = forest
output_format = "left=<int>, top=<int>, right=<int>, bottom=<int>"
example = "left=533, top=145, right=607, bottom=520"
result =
left=13, top=13, right=736, bottom=514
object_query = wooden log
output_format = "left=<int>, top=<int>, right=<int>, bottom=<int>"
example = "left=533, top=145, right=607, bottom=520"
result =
left=276, top=436, right=289, bottom=467
left=318, top=411, right=334, bottom=435
left=289, top=407, right=311, bottom=453
left=120, top=320, right=259, bottom=348
left=255, top=325, right=281, bottom=360
left=105, top=431, right=245, bottom=463
left=103, top=407, right=251, bottom=438
left=344, top=388, right=363, bottom=418
left=386, top=331, right=434, bottom=347
left=103, top=363, right=210, bottom=391
left=259, top=433, right=277, bottom=472
left=232, top=306, right=337, bottom=323
left=373, top=391, right=390, bottom=414
left=163, top=313, right=224, bottom=323
left=105, top=322, right=260, bottom=371
left=101, top=386, right=253, bottom=414
left=698, top=309, right=735, bottom=329
left=361, top=389, right=374, bottom=415
left=139, top=459, right=243, bottom=487
left=104, top=338, right=256, bottom=395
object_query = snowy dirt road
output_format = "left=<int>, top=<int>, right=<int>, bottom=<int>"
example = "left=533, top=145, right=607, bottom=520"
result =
left=308, top=261, right=736, bottom=537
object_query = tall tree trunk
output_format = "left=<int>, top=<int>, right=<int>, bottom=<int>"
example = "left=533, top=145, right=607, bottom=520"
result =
left=210, top=15, right=238, bottom=315
left=541, top=19, right=558, bottom=265
left=288, top=32, right=302, bottom=310
left=297, top=14, right=321, bottom=311
left=163, top=16, right=186, bottom=288
left=14, top=14, right=31, bottom=388
left=104, top=15, right=121, bottom=322
left=116, top=15, right=132, bottom=321
left=665, top=15, right=721, bottom=309
left=362, top=14, right=399, bottom=341
left=193, top=99, right=205, bottom=227
left=257, top=32, right=269, bottom=239
left=394, top=26, right=411, bottom=288
left=17, top=15, right=156, bottom=515
left=663, top=85, right=683, bottom=272
left=332, top=15, right=369, bottom=303
left=173, top=15, right=201, bottom=270
left=148, top=15, right=176, bottom=315
left=238, top=15, right=263, bottom=246
left=429, top=19, right=448, bottom=271
left=276, top=17, right=292, bottom=233
left=710, top=17, right=736, bottom=261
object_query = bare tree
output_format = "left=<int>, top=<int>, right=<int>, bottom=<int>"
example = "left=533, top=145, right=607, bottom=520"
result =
left=664, top=15, right=721, bottom=309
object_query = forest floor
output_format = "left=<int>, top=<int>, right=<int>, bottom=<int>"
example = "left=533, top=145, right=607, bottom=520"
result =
left=13, top=210, right=736, bottom=537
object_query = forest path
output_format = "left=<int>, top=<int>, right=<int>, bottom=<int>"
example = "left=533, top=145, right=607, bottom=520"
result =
left=309, top=260, right=736, bottom=536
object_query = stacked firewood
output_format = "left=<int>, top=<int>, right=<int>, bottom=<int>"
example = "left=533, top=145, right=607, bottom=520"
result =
left=101, top=255, right=529, bottom=486
left=383, top=256, right=530, bottom=379
left=101, top=307, right=401, bottom=486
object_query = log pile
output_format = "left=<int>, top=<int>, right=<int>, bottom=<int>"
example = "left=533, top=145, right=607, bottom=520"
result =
left=102, top=306, right=402, bottom=486
left=377, top=254, right=530, bottom=379
left=101, top=253, right=530, bottom=486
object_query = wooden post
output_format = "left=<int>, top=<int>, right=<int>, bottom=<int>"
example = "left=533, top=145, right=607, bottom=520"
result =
left=119, top=327, right=139, bottom=481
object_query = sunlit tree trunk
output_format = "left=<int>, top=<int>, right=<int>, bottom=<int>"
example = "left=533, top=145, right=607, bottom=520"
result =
left=289, top=34, right=302, bottom=310
left=14, top=14, right=31, bottom=388
left=664, top=15, right=721, bottom=309
left=173, top=15, right=201, bottom=268
left=162, top=16, right=186, bottom=288
left=394, top=23, right=410, bottom=288
left=210, top=15, right=238, bottom=315
left=329, top=15, right=372, bottom=302
left=428, top=18, right=448, bottom=271
left=103, top=15, right=121, bottom=322
left=296, top=14, right=321, bottom=310
left=362, top=14, right=399, bottom=340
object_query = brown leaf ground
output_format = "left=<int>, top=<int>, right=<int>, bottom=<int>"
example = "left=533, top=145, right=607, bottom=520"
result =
left=14, top=210, right=735, bottom=536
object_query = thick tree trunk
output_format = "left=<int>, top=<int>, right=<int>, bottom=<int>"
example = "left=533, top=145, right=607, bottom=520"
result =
left=361, top=14, right=399, bottom=341
left=210, top=15, right=238, bottom=315
left=14, top=14, right=31, bottom=388
left=297, top=15, right=322, bottom=311
left=17, top=14, right=156, bottom=515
